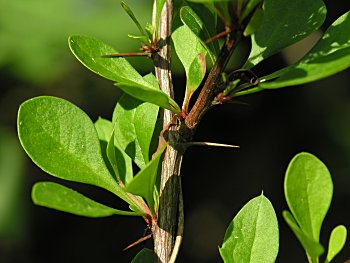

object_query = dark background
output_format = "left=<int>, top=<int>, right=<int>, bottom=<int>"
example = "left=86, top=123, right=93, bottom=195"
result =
left=1, top=0, right=350, bottom=262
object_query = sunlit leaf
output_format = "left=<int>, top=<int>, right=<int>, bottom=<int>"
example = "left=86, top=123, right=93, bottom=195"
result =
left=32, top=182, right=141, bottom=217
left=125, top=144, right=166, bottom=214
left=326, top=225, right=347, bottom=263
left=220, top=194, right=279, bottom=263
left=112, top=93, right=159, bottom=169
left=121, top=1, right=148, bottom=39
left=244, top=0, right=326, bottom=68
left=284, top=152, right=333, bottom=241
left=17, top=96, right=134, bottom=206
left=283, top=211, right=324, bottom=258
left=68, top=35, right=180, bottom=113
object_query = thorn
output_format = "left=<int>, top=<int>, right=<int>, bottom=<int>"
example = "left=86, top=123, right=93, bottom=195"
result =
left=123, top=233, right=152, bottom=251
left=186, top=142, right=240, bottom=148
left=101, top=52, right=150, bottom=58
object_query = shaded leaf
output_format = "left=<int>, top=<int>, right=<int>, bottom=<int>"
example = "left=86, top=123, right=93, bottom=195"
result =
left=180, top=5, right=218, bottom=63
left=326, top=225, right=347, bottom=263
left=240, top=0, right=263, bottom=23
left=131, top=248, right=154, bottom=263
left=258, top=11, right=350, bottom=89
left=244, top=0, right=326, bottom=68
left=284, top=152, right=333, bottom=241
left=219, top=194, right=279, bottom=263
left=94, top=117, right=115, bottom=178
left=17, top=96, right=133, bottom=205
left=283, top=210, right=324, bottom=258
left=243, top=8, right=264, bottom=37
left=32, top=182, right=140, bottom=217
left=125, top=144, right=167, bottom=214
left=112, top=94, right=159, bottom=169
left=173, top=25, right=207, bottom=111
left=107, top=130, right=133, bottom=184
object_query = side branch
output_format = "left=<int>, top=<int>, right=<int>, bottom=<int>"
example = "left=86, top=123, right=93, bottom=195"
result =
left=185, top=31, right=239, bottom=129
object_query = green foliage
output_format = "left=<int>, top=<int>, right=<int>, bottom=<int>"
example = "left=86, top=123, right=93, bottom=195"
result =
left=68, top=35, right=180, bottom=113
left=112, top=93, right=159, bottom=169
left=220, top=194, right=279, bottom=263
left=16, top=0, right=350, bottom=262
left=172, top=24, right=207, bottom=111
left=125, top=144, right=166, bottom=215
left=283, top=152, right=347, bottom=263
left=258, top=11, right=350, bottom=89
left=32, top=182, right=140, bottom=217
left=326, top=225, right=347, bottom=263
left=131, top=248, right=154, bottom=263
left=17, top=95, right=166, bottom=218
left=244, top=0, right=326, bottom=68
left=179, top=5, right=218, bottom=63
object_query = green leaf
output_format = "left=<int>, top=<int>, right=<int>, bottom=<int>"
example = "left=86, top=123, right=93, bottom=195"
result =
left=107, top=130, right=133, bottom=184
left=240, top=0, right=263, bottom=23
left=17, top=96, right=132, bottom=205
left=244, top=0, right=326, bottom=68
left=326, top=225, right=347, bottom=263
left=112, top=93, right=159, bottom=169
left=172, top=25, right=207, bottom=111
left=125, top=144, right=167, bottom=215
left=120, top=1, right=148, bottom=40
left=187, top=0, right=230, bottom=2
left=94, top=117, right=115, bottom=178
left=115, top=82, right=180, bottom=113
left=219, top=194, right=279, bottom=263
left=32, top=182, right=140, bottom=217
left=180, top=6, right=218, bottom=63
left=131, top=248, right=154, bottom=263
left=68, top=35, right=180, bottom=113
left=69, top=34, right=145, bottom=84
left=243, top=8, right=264, bottom=37
left=284, top=152, right=333, bottom=242
left=94, top=117, right=113, bottom=142
left=257, top=11, right=350, bottom=89
left=283, top=211, right=324, bottom=258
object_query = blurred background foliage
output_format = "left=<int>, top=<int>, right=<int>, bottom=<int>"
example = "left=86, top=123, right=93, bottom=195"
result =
left=0, top=0, right=350, bottom=262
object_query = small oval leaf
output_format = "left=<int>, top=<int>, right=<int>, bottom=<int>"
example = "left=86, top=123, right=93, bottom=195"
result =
left=32, top=182, right=140, bottom=217
left=220, top=194, right=279, bottom=263
left=326, top=225, right=347, bottom=262
left=17, top=96, right=131, bottom=204
left=68, top=35, right=180, bottom=113
left=284, top=152, right=333, bottom=241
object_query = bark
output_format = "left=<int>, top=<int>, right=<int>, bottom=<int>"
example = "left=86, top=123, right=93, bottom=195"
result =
left=152, top=1, right=183, bottom=262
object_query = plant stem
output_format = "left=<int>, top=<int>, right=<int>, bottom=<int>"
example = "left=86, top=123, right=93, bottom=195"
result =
left=185, top=29, right=240, bottom=129
left=152, top=1, right=184, bottom=262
